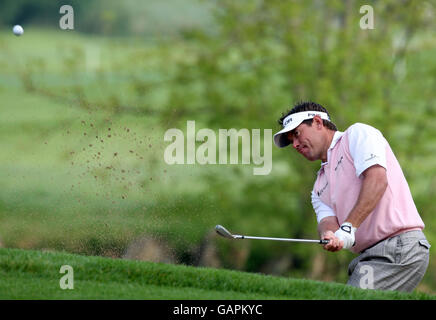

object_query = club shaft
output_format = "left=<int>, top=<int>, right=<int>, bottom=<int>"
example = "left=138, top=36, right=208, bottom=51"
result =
left=233, top=234, right=328, bottom=244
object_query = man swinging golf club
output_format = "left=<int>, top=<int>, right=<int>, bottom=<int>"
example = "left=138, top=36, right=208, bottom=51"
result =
left=274, top=101, right=430, bottom=292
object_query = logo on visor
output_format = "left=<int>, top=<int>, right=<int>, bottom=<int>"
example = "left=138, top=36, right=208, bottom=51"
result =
left=308, top=112, right=330, bottom=120
left=283, top=117, right=292, bottom=127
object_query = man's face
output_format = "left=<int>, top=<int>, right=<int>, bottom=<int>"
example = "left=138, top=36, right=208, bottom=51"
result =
left=287, top=121, right=324, bottom=161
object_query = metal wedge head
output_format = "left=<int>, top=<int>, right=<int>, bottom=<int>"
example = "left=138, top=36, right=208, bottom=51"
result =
left=215, top=225, right=235, bottom=239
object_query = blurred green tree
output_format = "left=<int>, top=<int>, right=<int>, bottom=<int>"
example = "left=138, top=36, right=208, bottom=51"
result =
left=164, top=0, right=436, bottom=281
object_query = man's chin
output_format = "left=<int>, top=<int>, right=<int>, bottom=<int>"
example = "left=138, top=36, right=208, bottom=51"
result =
left=303, top=154, right=317, bottom=161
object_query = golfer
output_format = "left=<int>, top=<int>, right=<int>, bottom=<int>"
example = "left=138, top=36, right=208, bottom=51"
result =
left=274, top=101, right=430, bottom=291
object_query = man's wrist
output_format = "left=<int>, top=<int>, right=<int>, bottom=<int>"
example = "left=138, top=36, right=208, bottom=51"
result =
left=334, top=222, right=357, bottom=249
left=341, top=222, right=357, bottom=233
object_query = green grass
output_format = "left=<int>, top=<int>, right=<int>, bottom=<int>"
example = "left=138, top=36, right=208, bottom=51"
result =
left=0, top=248, right=434, bottom=300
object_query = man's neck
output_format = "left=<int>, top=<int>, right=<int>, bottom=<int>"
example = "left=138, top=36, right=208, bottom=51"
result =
left=321, top=130, right=336, bottom=163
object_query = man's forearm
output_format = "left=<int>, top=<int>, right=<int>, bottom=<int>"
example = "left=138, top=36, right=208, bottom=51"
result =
left=345, top=165, right=388, bottom=228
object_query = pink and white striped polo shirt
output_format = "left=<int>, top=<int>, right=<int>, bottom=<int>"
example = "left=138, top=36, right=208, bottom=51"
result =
left=312, top=123, right=424, bottom=253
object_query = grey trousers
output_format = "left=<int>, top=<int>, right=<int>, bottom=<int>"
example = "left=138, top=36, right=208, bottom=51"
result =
left=347, top=230, right=430, bottom=292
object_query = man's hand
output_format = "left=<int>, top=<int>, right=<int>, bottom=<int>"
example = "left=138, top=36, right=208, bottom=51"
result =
left=321, top=230, right=343, bottom=252
left=334, top=222, right=356, bottom=250
left=321, top=222, right=356, bottom=251
left=318, top=216, right=343, bottom=252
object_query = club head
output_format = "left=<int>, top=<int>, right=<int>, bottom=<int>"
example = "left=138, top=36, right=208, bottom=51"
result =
left=215, top=225, right=235, bottom=239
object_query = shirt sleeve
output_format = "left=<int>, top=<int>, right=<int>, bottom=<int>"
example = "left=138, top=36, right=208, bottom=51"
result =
left=347, top=123, right=387, bottom=177
left=311, top=190, right=336, bottom=223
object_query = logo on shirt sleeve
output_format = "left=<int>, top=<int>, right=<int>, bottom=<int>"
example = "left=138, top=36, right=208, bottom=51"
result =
left=365, top=154, right=378, bottom=162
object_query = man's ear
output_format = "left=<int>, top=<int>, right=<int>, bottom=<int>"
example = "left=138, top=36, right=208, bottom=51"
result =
left=313, top=115, right=323, bottom=129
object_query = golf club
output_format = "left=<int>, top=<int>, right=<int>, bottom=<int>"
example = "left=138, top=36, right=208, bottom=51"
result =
left=215, top=225, right=329, bottom=244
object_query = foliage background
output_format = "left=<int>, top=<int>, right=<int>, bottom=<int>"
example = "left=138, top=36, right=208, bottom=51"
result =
left=1, top=0, right=435, bottom=293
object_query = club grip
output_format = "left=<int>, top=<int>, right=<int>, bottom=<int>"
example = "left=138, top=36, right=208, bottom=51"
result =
left=320, top=239, right=329, bottom=245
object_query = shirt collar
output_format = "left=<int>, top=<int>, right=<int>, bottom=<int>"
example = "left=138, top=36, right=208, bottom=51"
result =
left=321, top=131, right=344, bottom=167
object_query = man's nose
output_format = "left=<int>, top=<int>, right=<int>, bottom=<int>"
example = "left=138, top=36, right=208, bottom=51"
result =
left=292, top=138, right=300, bottom=149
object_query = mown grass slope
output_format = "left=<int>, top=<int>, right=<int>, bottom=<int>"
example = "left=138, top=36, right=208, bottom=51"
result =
left=0, top=248, right=434, bottom=300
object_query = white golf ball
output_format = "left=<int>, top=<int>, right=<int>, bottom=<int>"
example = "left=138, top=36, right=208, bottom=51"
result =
left=13, top=25, right=24, bottom=36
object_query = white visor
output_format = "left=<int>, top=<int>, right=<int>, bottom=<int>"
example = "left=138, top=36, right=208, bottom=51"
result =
left=274, top=111, right=331, bottom=148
